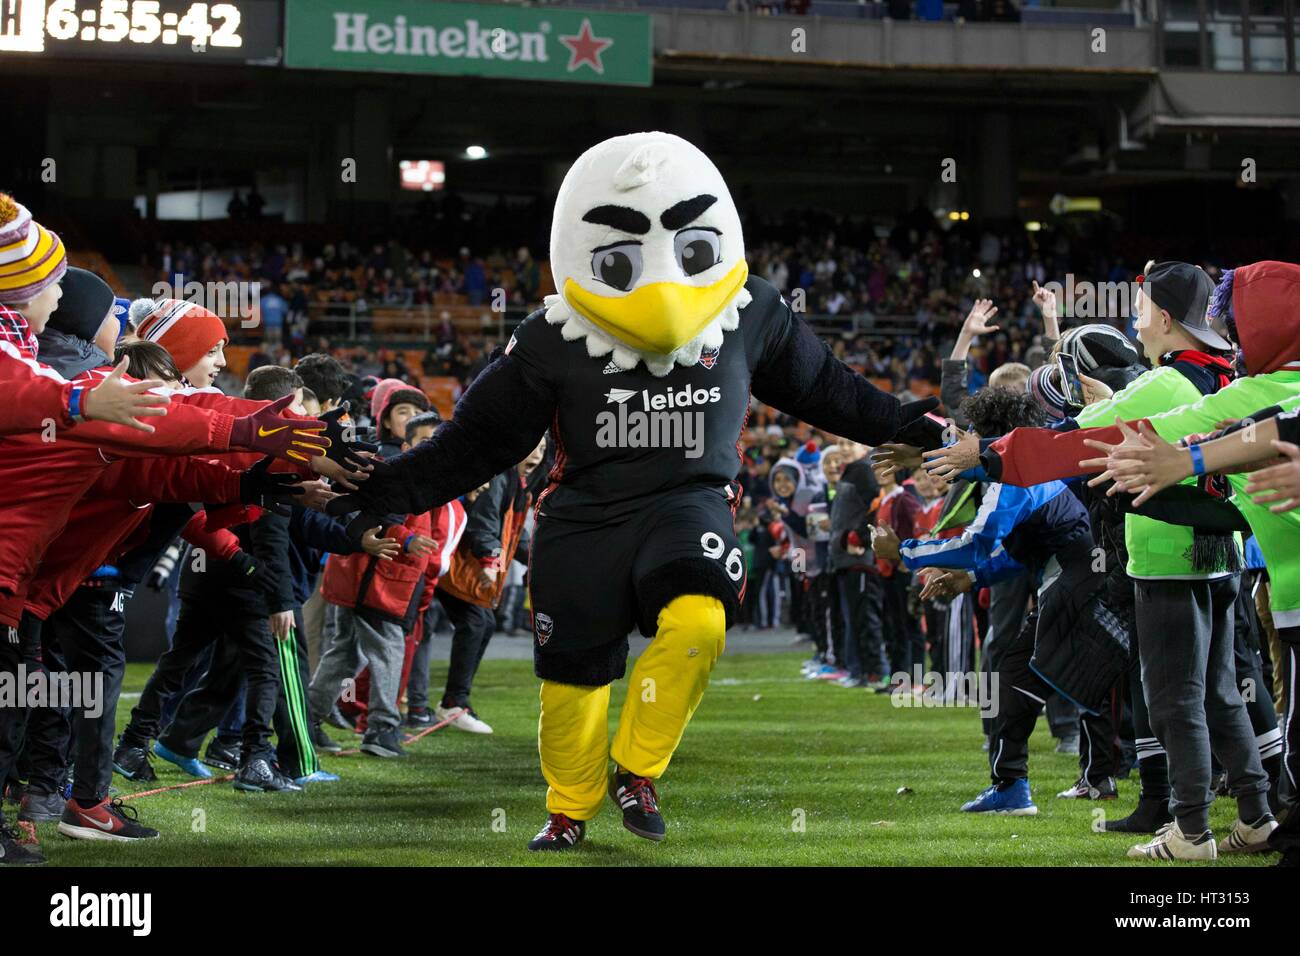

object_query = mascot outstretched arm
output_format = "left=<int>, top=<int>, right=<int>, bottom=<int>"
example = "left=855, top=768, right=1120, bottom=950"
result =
left=331, top=132, right=933, bottom=851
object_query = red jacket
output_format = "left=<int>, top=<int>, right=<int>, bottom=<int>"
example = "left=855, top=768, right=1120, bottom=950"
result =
left=0, top=366, right=281, bottom=627
left=0, top=342, right=76, bottom=434
left=321, top=500, right=465, bottom=625
left=22, top=456, right=244, bottom=621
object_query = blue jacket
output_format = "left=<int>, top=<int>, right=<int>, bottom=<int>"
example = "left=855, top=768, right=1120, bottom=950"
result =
left=899, top=480, right=1092, bottom=588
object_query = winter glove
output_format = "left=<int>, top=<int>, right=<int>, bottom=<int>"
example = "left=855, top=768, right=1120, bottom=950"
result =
left=319, top=402, right=380, bottom=471
left=228, top=394, right=330, bottom=464
left=239, top=456, right=305, bottom=517
left=327, top=456, right=428, bottom=522
left=887, top=397, right=944, bottom=450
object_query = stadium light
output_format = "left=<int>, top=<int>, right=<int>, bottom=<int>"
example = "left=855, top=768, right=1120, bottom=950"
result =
left=465, top=145, right=488, bottom=160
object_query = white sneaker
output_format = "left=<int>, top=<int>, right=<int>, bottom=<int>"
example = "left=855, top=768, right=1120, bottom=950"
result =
left=437, top=705, right=493, bottom=735
left=1220, top=816, right=1277, bottom=854
left=1127, top=822, right=1217, bottom=861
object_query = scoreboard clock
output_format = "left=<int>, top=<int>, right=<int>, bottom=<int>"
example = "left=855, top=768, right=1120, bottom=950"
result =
left=0, top=0, right=282, bottom=63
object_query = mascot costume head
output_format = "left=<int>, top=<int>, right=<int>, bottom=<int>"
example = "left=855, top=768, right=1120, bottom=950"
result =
left=543, top=131, right=751, bottom=377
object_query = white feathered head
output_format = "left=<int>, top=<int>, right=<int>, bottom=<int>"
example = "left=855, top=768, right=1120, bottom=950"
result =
left=544, top=132, right=750, bottom=377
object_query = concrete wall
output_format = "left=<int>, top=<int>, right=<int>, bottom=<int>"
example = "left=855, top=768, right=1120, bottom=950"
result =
left=649, top=9, right=1156, bottom=71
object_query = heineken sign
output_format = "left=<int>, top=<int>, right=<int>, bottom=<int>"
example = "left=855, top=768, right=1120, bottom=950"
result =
left=284, top=0, right=653, bottom=87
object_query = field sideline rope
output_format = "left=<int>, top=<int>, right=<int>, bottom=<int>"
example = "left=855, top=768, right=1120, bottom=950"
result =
left=118, top=709, right=465, bottom=801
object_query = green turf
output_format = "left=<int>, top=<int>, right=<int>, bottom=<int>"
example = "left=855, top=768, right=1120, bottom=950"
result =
left=27, top=653, right=1274, bottom=866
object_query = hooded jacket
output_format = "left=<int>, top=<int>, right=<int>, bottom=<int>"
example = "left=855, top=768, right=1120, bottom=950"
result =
left=768, top=455, right=827, bottom=577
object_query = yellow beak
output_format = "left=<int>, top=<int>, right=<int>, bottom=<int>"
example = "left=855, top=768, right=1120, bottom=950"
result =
left=563, top=259, right=749, bottom=356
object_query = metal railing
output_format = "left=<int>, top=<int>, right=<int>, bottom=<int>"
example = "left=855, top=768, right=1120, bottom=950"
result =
left=263, top=301, right=925, bottom=348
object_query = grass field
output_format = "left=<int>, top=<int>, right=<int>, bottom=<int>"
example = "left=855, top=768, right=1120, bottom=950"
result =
left=25, top=652, right=1275, bottom=867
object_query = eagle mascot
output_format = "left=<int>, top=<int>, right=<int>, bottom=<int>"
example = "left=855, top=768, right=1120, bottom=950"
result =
left=331, top=132, right=935, bottom=850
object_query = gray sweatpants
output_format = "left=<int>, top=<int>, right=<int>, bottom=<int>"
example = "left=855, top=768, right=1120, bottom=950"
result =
left=1135, top=575, right=1270, bottom=834
left=308, top=605, right=404, bottom=735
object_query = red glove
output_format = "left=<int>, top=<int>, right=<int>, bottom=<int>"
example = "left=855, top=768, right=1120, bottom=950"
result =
left=228, top=394, right=330, bottom=464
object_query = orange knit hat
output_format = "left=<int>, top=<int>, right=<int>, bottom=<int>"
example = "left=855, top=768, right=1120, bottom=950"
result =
left=131, top=297, right=229, bottom=373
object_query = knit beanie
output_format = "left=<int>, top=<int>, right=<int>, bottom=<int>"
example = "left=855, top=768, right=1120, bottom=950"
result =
left=1028, top=363, right=1069, bottom=420
left=795, top=440, right=822, bottom=467
left=370, top=377, right=430, bottom=427
left=48, top=267, right=115, bottom=341
left=0, top=193, right=67, bottom=305
left=1058, top=323, right=1141, bottom=373
left=131, top=297, right=228, bottom=373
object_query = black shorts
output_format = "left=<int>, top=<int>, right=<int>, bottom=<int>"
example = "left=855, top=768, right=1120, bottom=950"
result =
left=528, top=483, right=747, bottom=686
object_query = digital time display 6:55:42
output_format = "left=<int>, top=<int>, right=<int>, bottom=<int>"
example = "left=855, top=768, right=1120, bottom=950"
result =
left=0, top=1, right=281, bottom=63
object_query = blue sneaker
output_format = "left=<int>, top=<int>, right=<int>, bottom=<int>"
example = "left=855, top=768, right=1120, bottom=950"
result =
left=960, top=779, right=1038, bottom=815
left=294, top=770, right=341, bottom=785
left=152, top=741, right=213, bottom=779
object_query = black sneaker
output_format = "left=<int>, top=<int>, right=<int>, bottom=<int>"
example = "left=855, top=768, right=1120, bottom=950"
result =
left=3, top=779, right=25, bottom=804
left=404, top=707, right=433, bottom=728
left=311, top=721, right=342, bottom=753
left=112, top=743, right=158, bottom=782
left=203, top=737, right=241, bottom=772
left=57, top=797, right=160, bottom=841
left=608, top=769, right=666, bottom=842
left=1103, top=795, right=1174, bottom=833
left=1057, top=776, right=1118, bottom=800
left=18, top=788, right=65, bottom=822
left=0, top=820, right=45, bottom=865
left=233, top=757, right=304, bottom=793
left=526, top=813, right=586, bottom=851
left=323, top=708, right=356, bottom=732
left=360, top=728, right=408, bottom=759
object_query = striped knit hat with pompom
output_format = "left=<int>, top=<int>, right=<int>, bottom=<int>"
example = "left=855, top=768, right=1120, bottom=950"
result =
left=0, top=193, right=67, bottom=305
left=1027, top=362, right=1069, bottom=420
left=131, top=297, right=228, bottom=373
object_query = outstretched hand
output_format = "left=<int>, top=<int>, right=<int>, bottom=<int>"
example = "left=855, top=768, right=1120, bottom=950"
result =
left=1243, top=440, right=1300, bottom=514
left=82, top=357, right=171, bottom=432
left=229, top=394, right=331, bottom=464
left=319, top=403, right=380, bottom=471
left=239, top=455, right=306, bottom=516
left=1078, top=417, right=1184, bottom=506
left=326, top=457, right=425, bottom=521
left=923, top=428, right=980, bottom=482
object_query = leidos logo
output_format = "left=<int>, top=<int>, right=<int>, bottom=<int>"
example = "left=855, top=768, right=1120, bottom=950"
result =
left=596, top=384, right=720, bottom=460
left=604, top=385, right=722, bottom=411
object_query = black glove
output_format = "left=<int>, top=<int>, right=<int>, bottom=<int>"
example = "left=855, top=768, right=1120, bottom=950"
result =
left=320, top=402, right=381, bottom=471
left=889, top=397, right=945, bottom=450
left=326, top=457, right=426, bottom=521
left=239, top=456, right=305, bottom=517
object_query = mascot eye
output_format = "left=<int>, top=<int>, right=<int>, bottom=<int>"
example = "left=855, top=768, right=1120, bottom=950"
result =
left=591, top=244, right=642, bottom=292
left=674, top=228, right=721, bottom=277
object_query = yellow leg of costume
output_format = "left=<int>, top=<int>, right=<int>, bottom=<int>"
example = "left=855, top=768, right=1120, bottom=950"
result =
left=539, top=680, right=611, bottom=819
left=610, top=594, right=726, bottom=779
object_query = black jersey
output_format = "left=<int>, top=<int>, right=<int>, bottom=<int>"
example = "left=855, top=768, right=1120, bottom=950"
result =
left=506, top=275, right=795, bottom=522
left=327, top=275, right=911, bottom=531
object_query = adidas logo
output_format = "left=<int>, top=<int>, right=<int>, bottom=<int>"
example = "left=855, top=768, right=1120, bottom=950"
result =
left=602, top=361, right=622, bottom=375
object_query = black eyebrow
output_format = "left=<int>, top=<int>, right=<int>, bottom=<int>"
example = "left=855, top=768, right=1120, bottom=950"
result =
left=582, top=205, right=651, bottom=235
left=660, top=194, right=717, bottom=231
